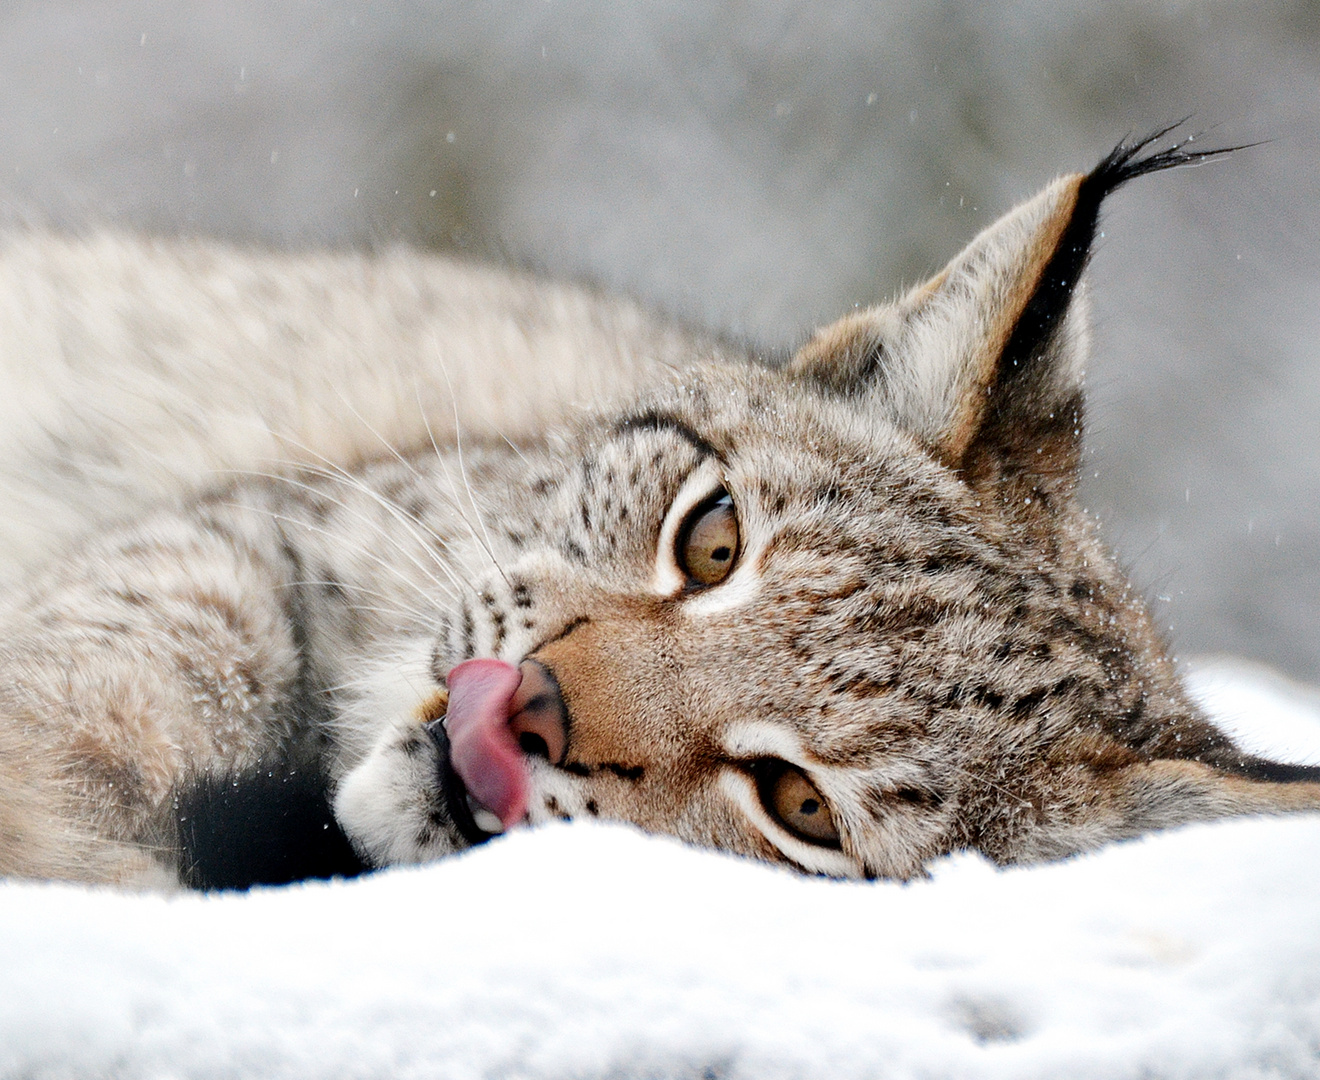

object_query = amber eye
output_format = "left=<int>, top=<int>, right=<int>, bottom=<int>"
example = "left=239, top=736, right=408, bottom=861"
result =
left=676, top=491, right=739, bottom=587
left=754, top=761, right=841, bottom=847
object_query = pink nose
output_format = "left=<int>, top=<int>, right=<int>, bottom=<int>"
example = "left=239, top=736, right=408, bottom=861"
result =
left=443, top=658, right=568, bottom=830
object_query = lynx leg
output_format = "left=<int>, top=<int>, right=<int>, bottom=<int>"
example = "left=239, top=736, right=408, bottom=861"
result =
left=0, top=501, right=305, bottom=886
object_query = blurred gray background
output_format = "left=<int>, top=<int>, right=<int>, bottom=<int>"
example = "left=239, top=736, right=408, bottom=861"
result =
left=1, top=1, right=1316, bottom=680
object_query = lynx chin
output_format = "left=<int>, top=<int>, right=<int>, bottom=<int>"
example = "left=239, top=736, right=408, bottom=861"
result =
left=1, top=129, right=1316, bottom=890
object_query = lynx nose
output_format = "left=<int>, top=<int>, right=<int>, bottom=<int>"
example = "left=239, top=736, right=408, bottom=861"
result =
left=507, top=659, right=568, bottom=764
left=443, top=657, right=568, bottom=832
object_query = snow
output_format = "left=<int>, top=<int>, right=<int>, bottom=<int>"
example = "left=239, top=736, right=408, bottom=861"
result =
left=3, top=664, right=1320, bottom=1079
left=1185, top=656, right=1320, bottom=767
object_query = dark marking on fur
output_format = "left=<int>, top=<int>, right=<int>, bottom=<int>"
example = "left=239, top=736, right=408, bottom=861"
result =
left=826, top=668, right=897, bottom=699
left=304, top=494, right=334, bottom=525
left=1010, top=688, right=1049, bottom=719
left=556, top=759, right=643, bottom=782
left=461, top=601, right=475, bottom=659
left=895, top=786, right=943, bottom=807
left=970, top=685, right=1006, bottom=711
left=318, top=566, right=348, bottom=603
left=615, top=411, right=723, bottom=462
left=379, top=475, right=409, bottom=504
left=177, top=760, right=365, bottom=891
left=1049, top=675, right=1080, bottom=699
left=430, top=635, right=446, bottom=685
left=270, top=535, right=339, bottom=766
left=1224, top=757, right=1320, bottom=784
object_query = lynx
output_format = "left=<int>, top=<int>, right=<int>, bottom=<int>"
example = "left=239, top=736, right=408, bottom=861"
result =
left=1, top=130, right=1316, bottom=890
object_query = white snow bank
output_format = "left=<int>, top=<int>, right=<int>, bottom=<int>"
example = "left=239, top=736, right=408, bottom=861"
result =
left=1185, top=655, right=1320, bottom=766
left=3, top=664, right=1320, bottom=1080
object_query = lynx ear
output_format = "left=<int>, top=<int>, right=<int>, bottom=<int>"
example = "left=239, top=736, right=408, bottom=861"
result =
left=1087, top=756, right=1320, bottom=847
left=790, top=130, right=1240, bottom=488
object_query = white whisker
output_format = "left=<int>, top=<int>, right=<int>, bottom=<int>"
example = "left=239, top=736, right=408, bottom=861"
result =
left=268, top=462, right=468, bottom=595
left=498, top=431, right=533, bottom=467
left=228, top=502, right=463, bottom=620
left=943, top=760, right=1035, bottom=810
left=427, top=337, right=511, bottom=589
left=255, top=430, right=476, bottom=598
left=235, top=470, right=464, bottom=605
left=283, top=580, right=438, bottom=628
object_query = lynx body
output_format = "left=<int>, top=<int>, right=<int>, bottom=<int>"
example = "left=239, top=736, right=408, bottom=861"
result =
left=1, top=134, right=1316, bottom=889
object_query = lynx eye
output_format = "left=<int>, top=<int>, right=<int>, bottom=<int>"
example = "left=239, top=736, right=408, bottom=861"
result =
left=676, top=491, right=739, bottom=587
left=754, top=761, right=840, bottom=847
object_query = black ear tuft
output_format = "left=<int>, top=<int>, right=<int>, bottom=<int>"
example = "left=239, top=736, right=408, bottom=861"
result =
left=999, top=123, right=1251, bottom=386
left=790, top=123, right=1249, bottom=485
left=1085, top=121, right=1254, bottom=195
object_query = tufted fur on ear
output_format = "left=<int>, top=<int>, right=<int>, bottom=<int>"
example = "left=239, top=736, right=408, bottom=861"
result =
left=790, top=127, right=1242, bottom=499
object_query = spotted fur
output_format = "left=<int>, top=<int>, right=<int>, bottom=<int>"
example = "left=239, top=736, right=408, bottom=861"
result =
left=2, top=130, right=1316, bottom=888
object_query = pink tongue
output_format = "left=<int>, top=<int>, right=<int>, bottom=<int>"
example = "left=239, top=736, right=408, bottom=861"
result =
left=444, top=658, right=528, bottom=829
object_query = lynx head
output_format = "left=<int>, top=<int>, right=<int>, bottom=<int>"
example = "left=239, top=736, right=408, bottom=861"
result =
left=339, top=130, right=1320, bottom=879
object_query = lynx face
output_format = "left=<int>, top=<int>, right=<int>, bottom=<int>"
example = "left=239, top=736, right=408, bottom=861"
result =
left=421, top=364, right=985, bottom=880
left=333, top=133, right=1320, bottom=882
